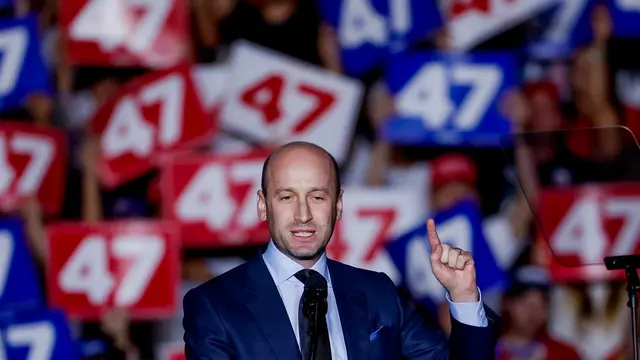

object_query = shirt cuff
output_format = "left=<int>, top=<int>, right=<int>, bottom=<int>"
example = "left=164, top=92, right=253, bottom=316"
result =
left=445, top=288, right=488, bottom=327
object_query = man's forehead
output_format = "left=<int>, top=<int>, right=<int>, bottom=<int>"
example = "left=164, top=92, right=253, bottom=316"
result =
left=267, top=146, right=335, bottom=186
left=270, top=145, right=332, bottom=169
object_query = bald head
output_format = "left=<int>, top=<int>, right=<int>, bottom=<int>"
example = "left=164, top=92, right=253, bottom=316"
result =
left=261, top=142, right=341, bottom=198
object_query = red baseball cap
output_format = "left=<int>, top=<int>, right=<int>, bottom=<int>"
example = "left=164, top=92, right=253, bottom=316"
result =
left=430, top=154, right=477, bottom=191
left=522, top=80, right=560, bottom=102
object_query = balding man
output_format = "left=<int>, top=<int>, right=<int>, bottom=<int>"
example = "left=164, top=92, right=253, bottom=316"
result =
left=183, top=142, right=499, bottom=360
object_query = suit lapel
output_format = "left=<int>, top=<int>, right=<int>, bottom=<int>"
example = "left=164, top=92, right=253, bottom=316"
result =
left=243, top=255, right=301, bottom=360
left=328, top=260, right=370, bottom=360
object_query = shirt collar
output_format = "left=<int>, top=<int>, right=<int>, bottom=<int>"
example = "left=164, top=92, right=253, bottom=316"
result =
left=263, top=240, right=331, bottom=287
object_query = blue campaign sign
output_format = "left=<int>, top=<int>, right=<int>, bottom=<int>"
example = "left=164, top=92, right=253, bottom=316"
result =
left=527, top=0, right=595, bottom=59
left=606, top=0, right=640, bottom=37
left=382, top=52, right=517, bottom=147
left=317, top=0, right=442, bottom=77
left=0, top=15, right=50, bottom=111
left=388, top=0, right=443, bottom=54
left=385, top=199, right=507, bottom=311
left=0, top=309, right=80, bottom=360
left=0, top=217, right=43, bottom=314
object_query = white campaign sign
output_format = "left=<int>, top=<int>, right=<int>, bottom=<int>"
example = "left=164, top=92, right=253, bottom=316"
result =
left=221, top=40, right=364, bottom=164
left=334, top=188, right=426, bottom=284
left=191, top=64, right=228, bottom=112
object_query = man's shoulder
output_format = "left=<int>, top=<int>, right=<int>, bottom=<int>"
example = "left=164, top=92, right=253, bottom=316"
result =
left=328, top=259, right=396, bottom=292
left=187, top=259, right=252, bottom=299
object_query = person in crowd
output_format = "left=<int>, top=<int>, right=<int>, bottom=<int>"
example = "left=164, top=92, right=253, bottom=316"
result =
left=496, top=265, right=580, bottom=360
left=183, top=141, right=499, bottom=360
left=189, top=0, right=340, bottom=71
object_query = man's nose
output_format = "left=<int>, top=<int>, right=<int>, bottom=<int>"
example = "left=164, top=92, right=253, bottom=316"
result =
left=294, top=198, right=313, bottom=223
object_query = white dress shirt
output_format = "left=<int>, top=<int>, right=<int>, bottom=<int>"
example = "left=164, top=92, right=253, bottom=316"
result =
left=262, top=241, right=488, bottom=360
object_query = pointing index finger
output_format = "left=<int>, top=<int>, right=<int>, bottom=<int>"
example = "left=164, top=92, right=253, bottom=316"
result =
left=426, top=218, right=440, bottom=251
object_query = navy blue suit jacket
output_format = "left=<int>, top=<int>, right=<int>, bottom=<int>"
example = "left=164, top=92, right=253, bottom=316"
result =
left=183, top=254, right=499, bottom=360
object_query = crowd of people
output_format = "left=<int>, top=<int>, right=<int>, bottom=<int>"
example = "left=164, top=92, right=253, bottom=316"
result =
left=1, top=0, right=640, bottom=359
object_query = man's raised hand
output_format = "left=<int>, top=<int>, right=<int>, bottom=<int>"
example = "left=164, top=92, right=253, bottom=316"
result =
left=427, top=219, right=479, bottom=302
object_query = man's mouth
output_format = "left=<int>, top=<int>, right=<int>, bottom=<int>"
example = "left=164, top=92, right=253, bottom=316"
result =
left=291, top=231, right=315, bottom=238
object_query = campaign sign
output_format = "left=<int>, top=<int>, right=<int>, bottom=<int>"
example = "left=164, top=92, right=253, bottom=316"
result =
left=158, top=342, right=185, bottom=360
left=317, top=0, right=442, bottom=77
left=326, top=187, right=427, bottom=284
left=46, top=221, right=180, bottom=320
left=536, top=182, right=640, bottom=282
left=527, top=0, right=595, bottom=59
left=0, top=309, right=79, bottom=360
left=447, top=0, right=559, bottom=51
left=389, top=0, right=442, bottom=52
left=386, top=199, right=506, bottom=309
left=0, top=122, right=67, bottom=216
left=607, top=0, right=640, bottom=37
left=161, top=150, right=271, bottom=248
left=0, top=217, right=43, bottom=314
left=191, top=64, right=228, bottom=117
left=0, top=15, right=50, bottom=111
left=221, top=41, right=363, bottom=164
left=383, top=52, right=517, bottom=147
left=91, top=64, right=214, bottom=188
left=60, top=0, right=189, bottom=68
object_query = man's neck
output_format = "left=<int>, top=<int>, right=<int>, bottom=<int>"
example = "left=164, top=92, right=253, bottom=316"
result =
left=294, top=257, right=322, bottom=269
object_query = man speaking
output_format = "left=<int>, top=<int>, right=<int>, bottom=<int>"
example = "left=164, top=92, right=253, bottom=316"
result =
left=183, top=142, right=499, bottom=360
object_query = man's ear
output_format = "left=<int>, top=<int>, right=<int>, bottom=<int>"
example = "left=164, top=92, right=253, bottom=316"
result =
left=257, top=190, right=267, bottom=221
left=336, top=189, right=344, bottom=220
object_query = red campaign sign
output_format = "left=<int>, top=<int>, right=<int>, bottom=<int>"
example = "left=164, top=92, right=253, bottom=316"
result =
left=46, top=221, right=180, bottom=320
left=0, top=122, right=67, bottom=216
left=60, top=0, right=189, bottom=68
left=325, top=188, right=425, bottom=280
left=168, top=353, right=186, bottom=360
left=92, top=64, right=214, bottom=188
left=161, top=150, right=271, bottom=248
left=536, top=182, right=640, bottom=282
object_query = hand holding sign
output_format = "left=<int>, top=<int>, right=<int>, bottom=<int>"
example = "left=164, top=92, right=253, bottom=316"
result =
left=427, top=219, right=478, bottom=302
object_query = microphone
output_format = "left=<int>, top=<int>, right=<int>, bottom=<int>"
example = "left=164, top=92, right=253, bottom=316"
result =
left=301, top=271, right=328, bottom=320
left=301, top=272, right=328, bottom=360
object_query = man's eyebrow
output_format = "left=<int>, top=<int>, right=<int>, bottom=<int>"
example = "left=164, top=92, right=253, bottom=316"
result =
left=275, top=187, right=295, bottom=194
left=274, top=187, right=330, bottom=194
left=309, top=187, right=331, bottom=194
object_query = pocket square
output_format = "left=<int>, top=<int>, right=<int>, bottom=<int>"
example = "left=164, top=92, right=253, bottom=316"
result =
left=369, top=325, right=385, bottom=341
